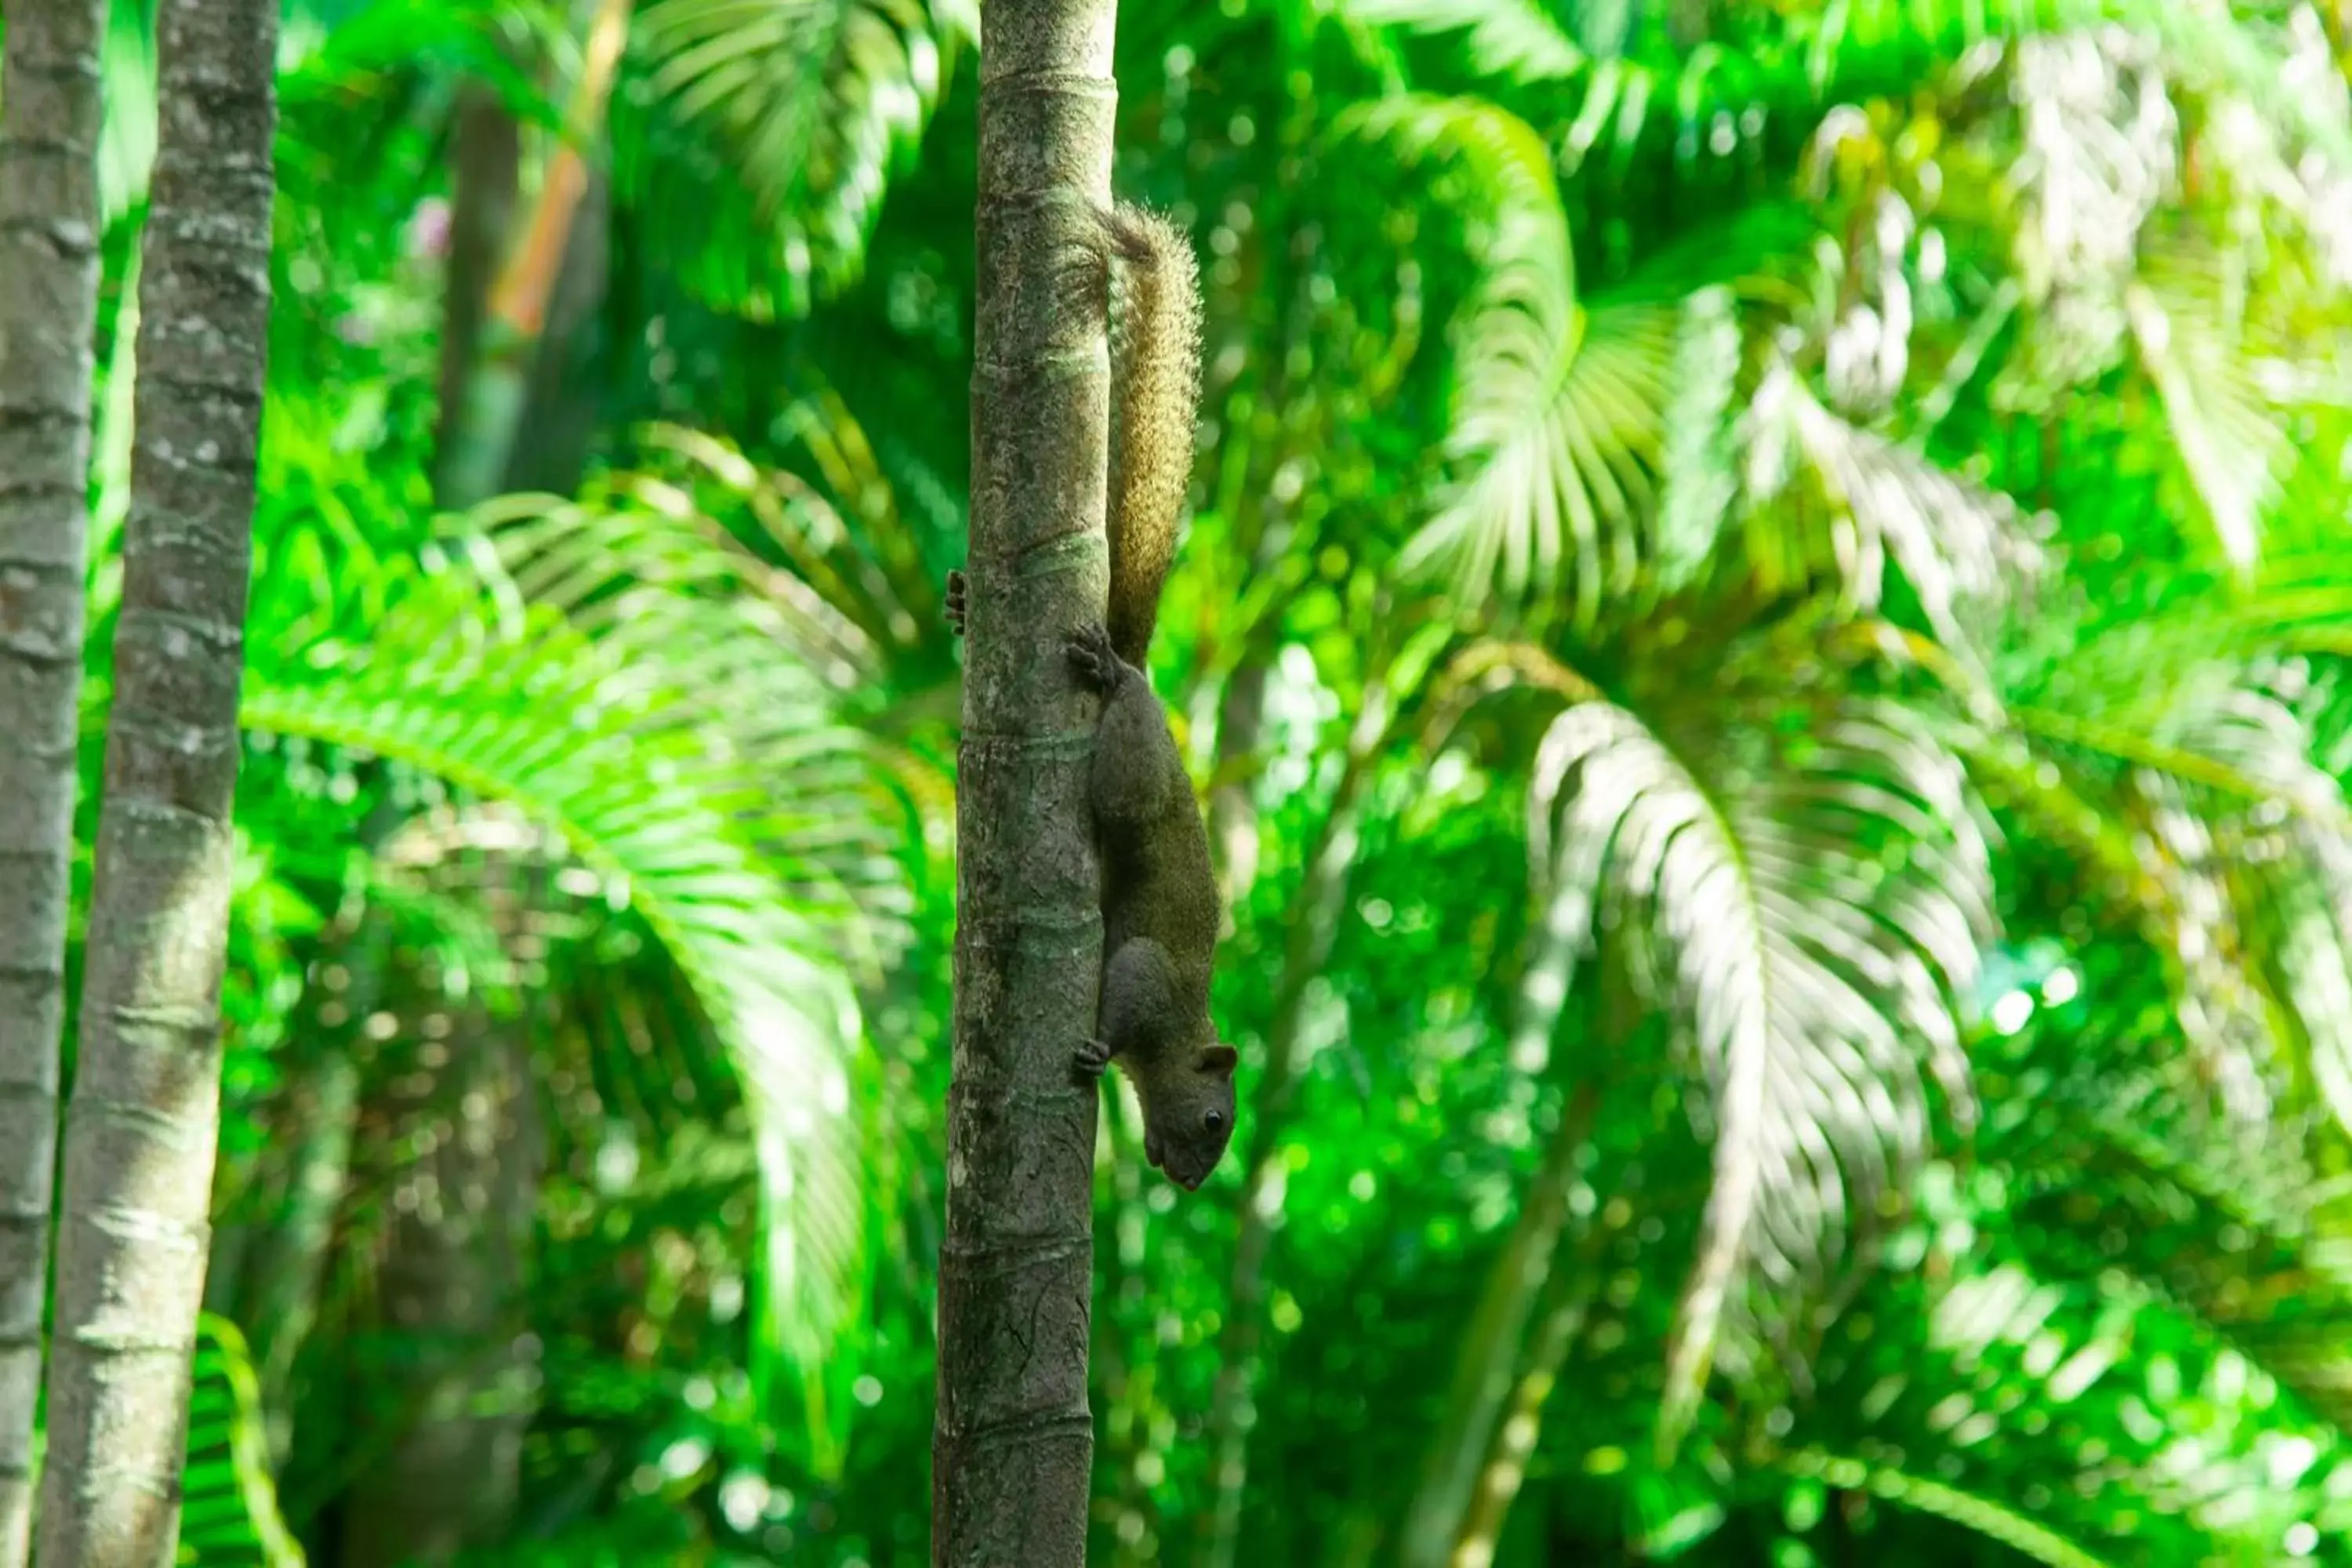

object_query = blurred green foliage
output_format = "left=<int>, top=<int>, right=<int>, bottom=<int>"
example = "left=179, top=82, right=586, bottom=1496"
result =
left=23, top=0, right=2352, bottom=1563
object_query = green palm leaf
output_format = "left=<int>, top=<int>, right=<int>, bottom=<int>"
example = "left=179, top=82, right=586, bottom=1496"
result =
left=175, top=1316, right=304, bottom=1567
left=2125, top=243, right=2289, bottom=576
left=235, top=507, right=897, bottom=1454
left=1778, top=1452, right=2114, bottom=1568
left=1743, top=361, right=2034, bottom=663
left=1530, top=662, right=1994, bottom=1450
left=1345, top=94, right=1688, bottom=625
left=619, top=0, right=976, bottom=318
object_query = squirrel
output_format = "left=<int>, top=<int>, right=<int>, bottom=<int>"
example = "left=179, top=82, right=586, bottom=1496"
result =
left=946, top=201, right=1238, bottom=1191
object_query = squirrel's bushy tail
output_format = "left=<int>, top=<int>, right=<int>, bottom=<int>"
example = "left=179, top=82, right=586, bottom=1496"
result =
left=1100, top=203, right=1203, bottom=669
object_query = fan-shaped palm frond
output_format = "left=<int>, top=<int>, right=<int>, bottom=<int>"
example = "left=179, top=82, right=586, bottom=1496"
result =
left=1528, top=647, right=1994, bottom=1450
left=1343, top=95, right=1726, bottom=625
left=1343, top=93, right=2034, bottom=641
left=1743, top=359, right=2036, bottom=664
left=1344, top=0, right=1588, bottom=82
left=618, top=0, right=975, bottom=319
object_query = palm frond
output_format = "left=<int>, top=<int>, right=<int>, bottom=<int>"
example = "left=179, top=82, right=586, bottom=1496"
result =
left=1530, top=666, right=1994, bottom=1450
left=1651, top=285, right=1742, bottom=596
left=1342, top=0, right=1587, bottom=82
left=237, top=517, right=897, bottom=1443
left=619, top=0, right=975, bottom=319
left=176, top=1316, right=305, bottom=1567
left=1744, top=361, right=2036, bottom=662
left=2124, top=242, right=2289, bottom=576
left=1778, top=1451, right=2115, bottom=1568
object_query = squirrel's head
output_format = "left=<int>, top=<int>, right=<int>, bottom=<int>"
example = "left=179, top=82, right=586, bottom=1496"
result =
left=1142, top=1041, right=1238, bottom=1190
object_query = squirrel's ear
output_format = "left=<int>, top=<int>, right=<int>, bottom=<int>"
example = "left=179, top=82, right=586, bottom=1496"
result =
left=1200, top=1044, right=1238, bottom=1076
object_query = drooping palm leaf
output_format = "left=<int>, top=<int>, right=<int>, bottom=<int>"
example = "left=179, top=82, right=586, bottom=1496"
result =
left=2124, top=242, right=2290, bottom=576
left=1528, top=641, right=1994, bottom=1450
left=236, top=510, right=896, bottom=1457
left=1742, top=358, right=2035, bottom=666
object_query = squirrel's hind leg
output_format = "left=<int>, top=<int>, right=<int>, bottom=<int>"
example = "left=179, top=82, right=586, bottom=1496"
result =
left=1068, top=624, right=1181, bottom=825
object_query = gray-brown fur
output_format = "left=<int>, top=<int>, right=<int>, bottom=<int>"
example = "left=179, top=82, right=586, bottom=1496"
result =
left=1098, top=204, right=1203, bottom=669
left=1065, top=623, right=1236, bottom=1189
left=942, top=198, right=1234, bottom=1192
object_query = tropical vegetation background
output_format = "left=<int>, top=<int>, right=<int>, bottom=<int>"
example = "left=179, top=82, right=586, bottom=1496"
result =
left=17, top=0, right=2352, bottom=1562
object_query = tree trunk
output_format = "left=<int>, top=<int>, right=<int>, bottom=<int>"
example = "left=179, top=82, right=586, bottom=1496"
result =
left=337, top=1018, right=542, bottom=1568
left=235, top=914, right=387, bottom=1458
left=33, top=0, right=278, bottom=1557
left=1401, top=1101, right=1597, bottom=1568
left=1399, top=1113, right=1584, bottom=1568
left=1446, top=1268, right=1592, bottom=1568
left=432, top=0, right=631, bottom=510
left=931, top=0, right=1118, bottom=1560
left=430, top=82, right=521, bottom=501
left=0, top=0, right=108, bottom=1556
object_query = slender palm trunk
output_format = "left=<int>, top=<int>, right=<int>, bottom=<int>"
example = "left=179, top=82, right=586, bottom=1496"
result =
left=1397, top=1097, right=1595, bottom=1568
left=1199, top=699, right=1388, bottom=1568
left=1399, top=898, right=1614, bottom=1568
left=33, top=0, right=277, bottom=1557
left=1444, top=1263, right=1593, bottom=1567
left=0, top=0, right=108, bottom=1556
left=338, top=1014, right=541, bottom=1568
left=931, top=0, right=1117, bottom=1560
left=432, top=0, right=631, bottom=510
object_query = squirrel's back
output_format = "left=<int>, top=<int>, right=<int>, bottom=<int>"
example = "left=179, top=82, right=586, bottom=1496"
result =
left=1099, top=205, right=1203, bottom=670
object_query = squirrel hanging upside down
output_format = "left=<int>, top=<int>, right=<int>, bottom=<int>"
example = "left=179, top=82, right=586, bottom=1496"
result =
left=946, top=202, right=1238, bottom=1191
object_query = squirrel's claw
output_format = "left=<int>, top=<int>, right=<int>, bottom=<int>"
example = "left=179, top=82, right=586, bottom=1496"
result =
left=1065, top=622, right=1118, bottom=693
left=1074, top=1036, right=1114, bottom=1078
left=944, top=569, right=967, bottom=637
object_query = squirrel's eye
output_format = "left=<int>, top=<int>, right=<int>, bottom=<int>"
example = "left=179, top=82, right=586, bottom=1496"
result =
left=1204, top=1110, right=1225, bottom=1132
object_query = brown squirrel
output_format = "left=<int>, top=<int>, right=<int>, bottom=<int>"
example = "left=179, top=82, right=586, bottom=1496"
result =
left=946, top=202, right=1237, bottom=1190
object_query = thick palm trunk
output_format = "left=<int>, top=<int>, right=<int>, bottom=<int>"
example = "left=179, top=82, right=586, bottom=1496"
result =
left=931, top=0, right=1117, bottom=1560
left=0, top=0, right=108, bottom=1557
left=32, top=0, right=277, bottom=1558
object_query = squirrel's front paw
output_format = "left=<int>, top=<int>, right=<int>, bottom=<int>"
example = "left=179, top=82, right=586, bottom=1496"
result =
left=944, top=569, right=967, bottom=637
left=1074, top=1037, right=1115, bottom=1078
left=1065, top=622, right=1118, bottom=693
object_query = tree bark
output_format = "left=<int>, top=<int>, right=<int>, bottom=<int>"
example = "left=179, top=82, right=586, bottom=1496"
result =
left=32, top=0, right=277, bottom=1557
left=0, top=0, right=108, bottom=1556
left=931, top=0, right=1118, bottom=1560
left=337, top=1017, right=542, bottom=1568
